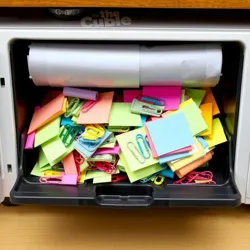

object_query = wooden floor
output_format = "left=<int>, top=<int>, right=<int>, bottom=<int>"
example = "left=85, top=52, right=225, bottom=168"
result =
left=1, top=205, right=250, bottom=250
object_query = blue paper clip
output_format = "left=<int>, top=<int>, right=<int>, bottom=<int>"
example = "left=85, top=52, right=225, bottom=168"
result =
left=138, top=95, right=166, bottom=106
left=136, top=134, right=150, bottom=159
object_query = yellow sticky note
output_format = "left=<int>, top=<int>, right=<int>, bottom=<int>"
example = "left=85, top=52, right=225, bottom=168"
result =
left=78, top=170, right=87, bottom=184
left=199, top=103, right=213, bottom=136
left=204, top=118, right=227, bottom=148
left=168, top=137, right=206, bottom=172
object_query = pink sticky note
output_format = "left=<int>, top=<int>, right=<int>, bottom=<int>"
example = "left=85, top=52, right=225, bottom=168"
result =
left=145, top=125, right=192, bottom=158
left=94, top=145, right=121, bottom=155
left=123, top=90, right=142, bottom=103
left=62, top=152, right=78, bottom=176
left=77, top=92, right=114, bottom=124
left=142, top=86, right=181, bottom=111
left=25, top=106, right=40, bottom=149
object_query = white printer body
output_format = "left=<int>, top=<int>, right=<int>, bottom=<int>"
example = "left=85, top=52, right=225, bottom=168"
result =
left=0, top=14, right=250, bottom=206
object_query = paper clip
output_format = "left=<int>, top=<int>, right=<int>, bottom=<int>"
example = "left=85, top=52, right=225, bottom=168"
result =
left=82, top=125, right=105, bottom=140
left=65, top=98, right=81, bottom=118
left=77, top=136, right=102, bottom=152
left=74, top=151, right=85, bottom=165
left=107, top=126, right=130, bottom=133
left=60, top=124, right=84, bottom=147
left=88, top=154, right=115, bottom=163
left=152, top=175, right=165, bottom=185
left=51, top=164, right=64, bottom=172
left=137, top=95, right=166, bottom=106
left=127, top=142, right=145, bottom=164
left=136, top=134, right=150, bottom=159
left=81, top=100, right=98, bottom=113
left=39, top=175, right=77, bottom=185
left=43, top=170, right=63, bottom=177
left=140, top=173, right=159, bottom=183
left=112, top=174, right=128, bottom=183
left=174, top=171, right=216, bottom=184
left=131, top=99, right=164, bottom=117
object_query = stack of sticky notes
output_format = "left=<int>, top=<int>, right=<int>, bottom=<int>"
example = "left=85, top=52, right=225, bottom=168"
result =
left=26, top=86, right=227, bottom=186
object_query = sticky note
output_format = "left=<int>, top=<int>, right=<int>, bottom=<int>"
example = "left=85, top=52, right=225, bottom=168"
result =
left=85, top=169, right=119, bottom=180
left=61, top=116, right=75, bottom=127
left=145, top=112, right=194, bottom=157
left=185, top=88, right=206, bottom=107
left=41, top=135, right=74, bottom=166
left=197, top=137, right=209, bottom=149
left=34, top=117, right=60, bottom=147
left=94, top=145, right=121, bottom=155
left=142, top=86, right=181, bottom=111
left=175, top=151, right=214, bottom=178
left=80, top=161, right=89, bottom=172
left=62, top=152, right=78, bottom=175
left=38, top=148, right=49, bottom=169
left=119, top=153, right=163, bottom=183
left=77, top=92, right=114, bottom=124
left=167, top=99, right=208, bottom=136
left=116, top=127, right=158, bottom=171
left=93, top=175, right=112, bottom=184
left=159, top=149, right=193, bottom=165
left=123, top=90, right=142, bottom=103
left=201, top=88, right=220, bottom=116
left=199, top=103, right=213, bottom=136
left=31, top=163, right=51, bottom=177
left=204, top=118, right=227, bottom=148
left=78, top=170, right=87, bottom=184
left=109, top=102, right=142, bottom=127
left=168, top=137, right=206, bottom=172
left=28, top=93, right=67, bottom=134
left=73, top=130, right=113, bottom=159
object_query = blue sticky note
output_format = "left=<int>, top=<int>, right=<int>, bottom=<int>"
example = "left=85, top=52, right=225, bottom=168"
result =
left=61, top=116, right=75, bottom=127
left=146, top=112, right=194, bottom=157
left=73, top=130, right=112, bottom=159
left=159, top=150, right=191, bottom=164
left=197, top=136, right=208, bottom=149
left=159, top=169, right=174, bottom=179
left=141, top=115, right=148, bottom=125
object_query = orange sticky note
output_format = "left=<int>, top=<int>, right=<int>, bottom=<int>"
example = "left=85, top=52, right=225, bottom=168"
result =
left=175, top=151, right=214, bottom=178
left=28, top=94, right=67, bottom=134
left=77, top=92, right=114, bottom=124
left=199, top=103, right=213, bottom=136
left=201, top=88, right=220, bottom=116
left=62, top=152, right=78, bottom=175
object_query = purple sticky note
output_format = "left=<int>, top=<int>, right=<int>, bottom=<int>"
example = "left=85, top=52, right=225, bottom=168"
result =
left=142, top=86, right=181, bottom=111
left=123, top=90, right=142, bottom=103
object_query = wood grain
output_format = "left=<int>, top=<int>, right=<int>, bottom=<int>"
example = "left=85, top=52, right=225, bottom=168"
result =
left=1, top=0, right=250, bottom=8
left=1, top=205, right=250, bottom=250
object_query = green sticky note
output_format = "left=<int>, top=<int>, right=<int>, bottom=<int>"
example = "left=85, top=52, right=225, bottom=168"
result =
left=80, top=161, right=89, bottom=172
left=204, top=118, right=227, bottom=148
left=38, top=148, right=49, bottom=169
left=119, top=153, right=163, bottom=183
left=117, top=158, right=126, bottom=172
left=93, top=175, right=112, bottom=184
left=116, top=127, right=158, bottom=172
left=109, top=102, right=142, bottom=127
left=31, top=163, right=51, bottom=177
left=185, top=88, right=206, bottom=107
left=34, top=117, right=60, bottom=147
left=170, top=99, right=208, bottom=136
left=85, top=169, right=120, bottom=180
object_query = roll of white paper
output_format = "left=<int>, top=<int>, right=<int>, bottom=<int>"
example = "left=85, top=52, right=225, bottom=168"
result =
left=140, top=44, right=222, bottom=87
left=28, top=43, right=140, bottom=88
left=28, top=43, right=222, bottom=88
